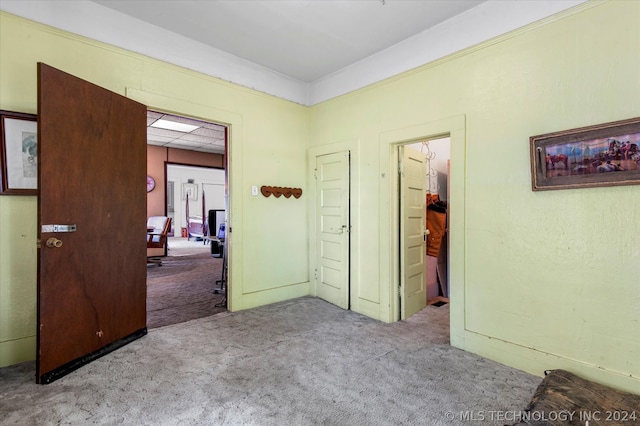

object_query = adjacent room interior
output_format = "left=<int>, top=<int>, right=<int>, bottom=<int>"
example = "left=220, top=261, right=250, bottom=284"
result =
left=145, top=112, right=229, bottom=328
left=406, top=137, right=451, bottom=309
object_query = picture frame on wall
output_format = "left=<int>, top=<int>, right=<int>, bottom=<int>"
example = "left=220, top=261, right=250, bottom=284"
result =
left=182, top=182, right=198, bottom=200
left=530, top=117, right=640, bottom=191
left=0, top=110, right=38, bottom=195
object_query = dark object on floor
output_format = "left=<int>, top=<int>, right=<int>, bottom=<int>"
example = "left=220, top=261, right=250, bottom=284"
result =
left=431, top=301, right=447, bottom=307
left=211, top=222, right=226, bottom=258
left=210, top=241, right=222, bottom=257
left=512, top=369, right=640, bottom=426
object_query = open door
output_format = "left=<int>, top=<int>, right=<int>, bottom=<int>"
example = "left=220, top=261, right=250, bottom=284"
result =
left=315, top=151, right=350, bottom=310
left=36, top=63, right=147, bottom=383
left=399, top=145, right=427, bottom=319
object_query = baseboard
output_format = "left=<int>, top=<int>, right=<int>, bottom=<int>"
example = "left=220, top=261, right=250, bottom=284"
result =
left=233, top=281, right=310, bottom=312
left=0, top=335, right=36, bottom=368
left=456, top=330, right=639, bottom=395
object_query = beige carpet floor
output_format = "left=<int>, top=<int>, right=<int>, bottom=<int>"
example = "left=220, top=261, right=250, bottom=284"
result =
left=0, top=297, right=541, bottom=425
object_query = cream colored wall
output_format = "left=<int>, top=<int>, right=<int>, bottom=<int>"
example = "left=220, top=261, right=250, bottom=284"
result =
left=309, top=1, right=639, bottom=393
left=0, top=196, right=37, bottom=366
left=0, top=12, right=310, bottom=366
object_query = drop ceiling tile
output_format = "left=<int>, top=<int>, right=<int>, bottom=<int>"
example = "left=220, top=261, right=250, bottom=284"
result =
left=147, top=135, right=176, bottom=143
left=168, top=139, right=203, bottom=146
left=179, top=134, right=216, bottom=143
left=158, top=113, right=208, bottom=127
left=191, top=127, right=225, bottom=137
left=165, top=142, right=197, bottom=150
left=147, top=127, right=185, bottom=138
left=147, top=110, right=227, bottom=151
left=202, top=122, right=226, bottom=131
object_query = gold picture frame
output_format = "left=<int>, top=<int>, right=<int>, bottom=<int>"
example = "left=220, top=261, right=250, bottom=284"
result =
left=530, top=117, right=640, bottom=191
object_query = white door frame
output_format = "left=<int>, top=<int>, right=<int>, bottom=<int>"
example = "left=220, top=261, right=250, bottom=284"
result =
left=126, top=88, right=241, bottom=311
left=378, top=116, right=465, bottom=342
left=308, top=140, right=359, bottom=312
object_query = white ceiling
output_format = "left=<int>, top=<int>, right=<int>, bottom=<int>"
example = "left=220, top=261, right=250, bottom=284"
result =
left=0, top=0, right=586, bottom=106
left=91, top=0, right=485, bottom=83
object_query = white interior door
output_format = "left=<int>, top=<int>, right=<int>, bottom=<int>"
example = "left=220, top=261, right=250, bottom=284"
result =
left=400, top=145, right=427, bottom=319
left=315, top=151, right=350, bottom=309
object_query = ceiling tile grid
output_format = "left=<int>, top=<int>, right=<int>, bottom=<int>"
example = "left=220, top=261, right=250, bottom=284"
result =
left=147, top=111, right=226, bottom=154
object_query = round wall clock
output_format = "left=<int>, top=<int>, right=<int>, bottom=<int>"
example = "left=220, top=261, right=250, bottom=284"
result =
left=146, top=175, right=156, bottom=192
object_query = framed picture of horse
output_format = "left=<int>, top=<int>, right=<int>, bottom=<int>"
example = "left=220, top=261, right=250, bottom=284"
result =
left=530, top=117, right=640, bottom=191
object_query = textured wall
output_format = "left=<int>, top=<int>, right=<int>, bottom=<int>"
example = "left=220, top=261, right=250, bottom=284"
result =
left=309, top=1, right=639, bottom=392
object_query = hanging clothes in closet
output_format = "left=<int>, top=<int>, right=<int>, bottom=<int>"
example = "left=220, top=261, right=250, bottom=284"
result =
left=426, top=193, right=447, bottom=257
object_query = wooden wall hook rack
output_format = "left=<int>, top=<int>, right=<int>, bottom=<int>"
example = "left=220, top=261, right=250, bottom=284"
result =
left=260, top=186, right=302, bottom=198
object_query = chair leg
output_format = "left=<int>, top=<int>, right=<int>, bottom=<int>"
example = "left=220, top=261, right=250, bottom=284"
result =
left=147, top=257, right=162, bottom=266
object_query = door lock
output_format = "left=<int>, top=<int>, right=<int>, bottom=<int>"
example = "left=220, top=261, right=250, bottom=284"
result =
left=45, top=237, right=63, bottom=248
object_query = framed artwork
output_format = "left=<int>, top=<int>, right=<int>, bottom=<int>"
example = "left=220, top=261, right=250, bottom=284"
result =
left=182, top=182, right=198, bottom=200
left=0, top=110, right=38, bottom=195
left=530, top=117, right=640, bottom=191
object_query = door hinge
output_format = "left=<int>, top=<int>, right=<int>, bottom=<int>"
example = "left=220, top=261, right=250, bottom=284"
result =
left=314, top=269, right=318, bottom=280
left=36, top=239, right=41, bottom=249
left=314, top=169, right=318, bottom=179
left=398, top=286, right=402, bottom=297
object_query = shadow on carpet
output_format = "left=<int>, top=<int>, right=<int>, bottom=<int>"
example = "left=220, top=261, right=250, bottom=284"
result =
left=147, top=252, right=226, bottom=329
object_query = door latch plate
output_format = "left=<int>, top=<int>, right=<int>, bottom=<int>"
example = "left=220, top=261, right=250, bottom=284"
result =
left=41, top=224, right=77, bottom=233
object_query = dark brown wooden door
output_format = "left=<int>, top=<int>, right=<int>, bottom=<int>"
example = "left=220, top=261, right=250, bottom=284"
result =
left=36, top=63, right=147, bottom=384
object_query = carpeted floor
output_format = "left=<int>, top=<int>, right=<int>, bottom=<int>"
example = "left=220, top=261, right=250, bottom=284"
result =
left=0, top=297, right=541, bottom=425
left=147, top=249, right=226, bottom=329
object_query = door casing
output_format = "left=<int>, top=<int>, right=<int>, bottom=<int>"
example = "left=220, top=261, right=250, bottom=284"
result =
left=126, top=89, right=238, bottom=310
left=379, top=115, right=465, bottom=330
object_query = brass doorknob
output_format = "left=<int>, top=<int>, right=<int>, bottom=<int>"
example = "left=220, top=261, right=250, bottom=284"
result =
left=46, top=237, right=63, bottom=248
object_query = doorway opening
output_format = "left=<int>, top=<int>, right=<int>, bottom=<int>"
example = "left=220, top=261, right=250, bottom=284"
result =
left=397, top=136, right=451, bottom=325
left=146, top=111, right=229, bottom=329
left=405, top=137, right=450, bottom=307
left=166, top=164, right=225, bottom=248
